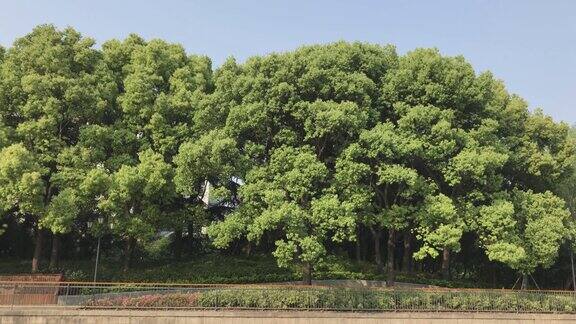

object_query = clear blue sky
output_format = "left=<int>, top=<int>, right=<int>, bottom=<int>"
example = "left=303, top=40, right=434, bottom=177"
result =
left=1, top=0, right=575, bottom=123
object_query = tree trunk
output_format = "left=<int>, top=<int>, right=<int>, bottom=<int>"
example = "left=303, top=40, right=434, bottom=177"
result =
left=32, top=229, right=44, bottom=273
left=49, top=234, right=60, bottom=269
left=386, top=228, right=396, bottom=287
left=402, top=232, right=412, bottom=273
left=355, top=238, right=362, bottom=263
left=173, top=229, right=183, bottom=260
left=187, top=222, right=194, bottom=254
left=123, top=237, right=135, bottom=272
left=302, top=262, right=313, bottom=285
left=243, top=241, right=252, bottom=256
left=441, top=247, right=450, bottom=280
left=491, top=264, right=496, bottom=288
left=413, top=260, right=422, bottom=273
left=571, top=250, right=576, bottom=293
left=521, top=273, right=529, bottom=290
left=372, top=228, right=383, bottom=274
left=564, top=275, right=573, bottom=290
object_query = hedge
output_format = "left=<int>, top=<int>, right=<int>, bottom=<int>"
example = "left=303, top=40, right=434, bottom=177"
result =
left=83, top=288, right=576, bottom=313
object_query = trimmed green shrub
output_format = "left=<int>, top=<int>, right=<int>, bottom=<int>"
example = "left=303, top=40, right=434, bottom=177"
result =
left=85, top=293, right=200, bottom=308
left=83, top=288, right=576, bottom=313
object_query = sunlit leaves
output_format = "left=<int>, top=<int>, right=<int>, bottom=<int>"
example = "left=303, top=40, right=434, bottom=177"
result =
left=209, top=146, right=354, bottom=270
left=0, top=144, right=45, bottom=216
left=174, top=130, right=243, bottom=198
left=477, top=190, right=571, bottom=274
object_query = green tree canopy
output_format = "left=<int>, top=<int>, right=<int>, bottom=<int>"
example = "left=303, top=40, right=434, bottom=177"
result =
left=478, top=190, right=571, bottom=280
left=0, top=25, right=113, bottom=270
left=1, top=26, right=574, bottom=287
left=209, top=146, right=355, bottom=284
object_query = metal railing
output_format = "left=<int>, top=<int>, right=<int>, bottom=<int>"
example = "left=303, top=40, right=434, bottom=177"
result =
left=1, top=281, right=576, bottom=313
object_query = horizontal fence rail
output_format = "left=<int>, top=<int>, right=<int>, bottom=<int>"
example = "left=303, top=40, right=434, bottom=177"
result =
left=1, top=281, right=576, bottom=313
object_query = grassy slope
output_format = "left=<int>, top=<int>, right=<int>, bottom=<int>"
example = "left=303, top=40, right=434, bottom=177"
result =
left=0, top=254, right=479, bottom=287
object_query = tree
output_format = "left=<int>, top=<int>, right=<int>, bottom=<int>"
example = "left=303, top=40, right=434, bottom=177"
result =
left=209, top=146, right=355, bottom=284
left=99, top=150, right=175, bottom=270
left=546, top=125, right=576, bottom=289
left=0, top=144, right=45, bottom=268
left=173, top=129, right=245, bottom=257
left=207, top=42, right=397, bottom=272
left=488, top=94, right=575, bottom=288
left=111, top=38, right=214, bottom=259
left=477, top=190, right=571, bottom=289
left=0, top=25, right=111, bottom=271
left=381, top=48, right=509, bottom=279
left=335, top=122, right=424, bottom=285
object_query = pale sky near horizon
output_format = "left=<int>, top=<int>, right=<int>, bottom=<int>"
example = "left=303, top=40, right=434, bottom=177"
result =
left=1, top=0, right=575, bottom=123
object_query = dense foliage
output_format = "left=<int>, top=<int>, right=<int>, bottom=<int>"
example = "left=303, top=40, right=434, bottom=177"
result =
left=0, top=25, right=575, bottom=289
left=85, top=288, right=576, bottom=313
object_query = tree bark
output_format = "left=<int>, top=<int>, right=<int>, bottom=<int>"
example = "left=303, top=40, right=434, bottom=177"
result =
left=355, top=238, right=362, bottom=263
left=571, top=250, right=576, bottom=293
left=123, top=237, right=135, bottom=272
left=243, top=241, right=252, bottom=256
left=32, top=229, right=44, bottom=273
left=302, top=262, right=313, bottom=285
left=372, top=228, right=383, bottom=274
left=402, top=232, right=412, bottom=273
left=173, top=229, right=183, bottom=260
left=441, top=247, right=450, bottom=280
left=491, top=264, right=496, bottom=288
left=413, top=260, right=420, bottom=273
left=564, top=275, right=573, bottom=290
left=187, top=222, right=194, bottom=254
left=521, top=273, right=529, bottom=290
left=36, top=182, right=52, bottom=272
left=49, top=234, right=60, bottom=269
left=386, top=228, right=396, bottom=287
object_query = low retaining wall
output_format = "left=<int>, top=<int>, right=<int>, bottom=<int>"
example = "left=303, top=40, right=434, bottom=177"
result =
left=1, top=309, right=576, bottom=324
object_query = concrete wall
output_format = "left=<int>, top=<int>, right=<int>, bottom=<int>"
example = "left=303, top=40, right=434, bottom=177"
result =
left=1, top=309, right=576, bottom=324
